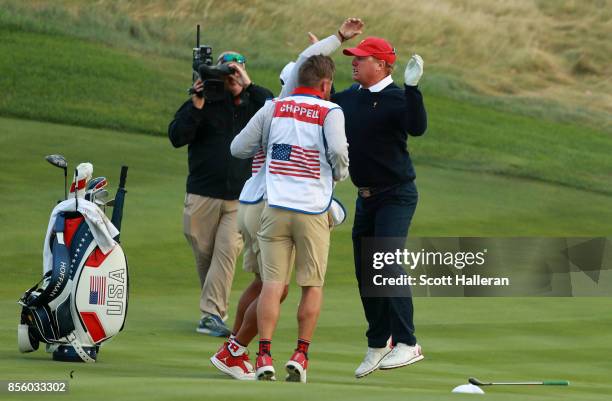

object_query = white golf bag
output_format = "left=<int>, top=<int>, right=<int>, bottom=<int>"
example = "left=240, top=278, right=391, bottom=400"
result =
left=18, top=165, right=129, bottom=363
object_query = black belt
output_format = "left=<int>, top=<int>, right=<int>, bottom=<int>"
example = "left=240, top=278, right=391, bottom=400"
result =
left=357, top=184, right=398, bottom=199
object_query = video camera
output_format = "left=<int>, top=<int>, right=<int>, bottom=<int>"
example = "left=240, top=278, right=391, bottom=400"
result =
left=189, top=24, right=234, bottom=102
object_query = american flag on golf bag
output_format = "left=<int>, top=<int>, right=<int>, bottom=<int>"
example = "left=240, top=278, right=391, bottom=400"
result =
left=252, top=147, right=266, bottom=174
left=270, top=143, right=320, bottom=179
left=89, top=275, right=106, bottom=305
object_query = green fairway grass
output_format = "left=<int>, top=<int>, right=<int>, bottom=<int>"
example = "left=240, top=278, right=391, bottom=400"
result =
left=1, top=2, right=611, bottom=399
left=1, top=117, right=611, bottom=400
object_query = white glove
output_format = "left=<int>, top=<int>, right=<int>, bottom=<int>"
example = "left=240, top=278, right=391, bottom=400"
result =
left=404, top=54, right=424, bottom=86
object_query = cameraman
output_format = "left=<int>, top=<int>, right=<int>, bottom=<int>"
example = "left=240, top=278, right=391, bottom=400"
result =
left=169, top=52, right=274, bottom=337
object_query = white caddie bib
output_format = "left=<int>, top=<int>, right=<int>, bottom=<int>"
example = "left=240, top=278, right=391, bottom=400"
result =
left=265, top=92, right=339, bottom=214
left=238, top=147, right=266, bottom=204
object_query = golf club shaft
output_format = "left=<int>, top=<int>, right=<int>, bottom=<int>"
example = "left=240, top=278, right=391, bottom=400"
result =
left=74, top=168, right=78, bottom=211
left=470, top=377, right=569, bottom=386
left=486, top=381, right=569, bottom=386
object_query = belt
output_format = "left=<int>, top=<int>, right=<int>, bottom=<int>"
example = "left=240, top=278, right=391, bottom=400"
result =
left=357, top=184, right=398, bottom=199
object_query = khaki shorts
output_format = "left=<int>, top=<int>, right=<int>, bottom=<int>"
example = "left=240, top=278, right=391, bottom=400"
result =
left=237, top=201, right=266, bottom=275
left=238, top=202, right=295, bottom=283
left=258, top=205, right=330, bottom=287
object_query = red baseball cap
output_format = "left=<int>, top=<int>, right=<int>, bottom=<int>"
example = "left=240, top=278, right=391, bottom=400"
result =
left=343, top=37, right=396, bottom=64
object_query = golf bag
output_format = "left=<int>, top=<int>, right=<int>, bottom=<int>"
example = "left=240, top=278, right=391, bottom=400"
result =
left=17, top=166, right=129, bottom=363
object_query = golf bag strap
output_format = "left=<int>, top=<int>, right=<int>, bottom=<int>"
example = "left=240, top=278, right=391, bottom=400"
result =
left=27, top=215, right=73, bottom=307
left=66, top=332, right=95, bottom=363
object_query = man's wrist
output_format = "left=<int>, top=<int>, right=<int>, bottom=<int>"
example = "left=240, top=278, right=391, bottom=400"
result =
left=190, top=102, right=205, bottom=118
left=337, top=30, right=348, bottom=42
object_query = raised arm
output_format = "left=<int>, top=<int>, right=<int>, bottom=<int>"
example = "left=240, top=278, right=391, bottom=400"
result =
left=402, top=86, right=427, bottom=136
left=401, top=55, right=427, bottom=136
left=231, top=101, right=275, bottom=158
left=168, top=100, right=203, bottom=148
left=279, top=18, right=364, bottom=98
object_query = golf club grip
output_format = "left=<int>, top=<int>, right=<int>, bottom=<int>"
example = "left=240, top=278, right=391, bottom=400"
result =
left=111, top=166, right=128, bottom=237
left=543, top=380, right=569, bottom=385
left=119, top=165, right=128, bottom=188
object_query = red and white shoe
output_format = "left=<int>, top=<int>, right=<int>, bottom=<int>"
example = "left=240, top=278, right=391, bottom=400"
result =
left=285, top=350, right=308, bottom=383
left=210, top=343, right=255, bottom=380
left=216, top=341, right=228, bottom=354
left=255, top=353, right=276, bottom=381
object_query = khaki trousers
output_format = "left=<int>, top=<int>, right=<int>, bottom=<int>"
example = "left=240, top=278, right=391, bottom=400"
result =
left=183, top=194, right=243, bottom=318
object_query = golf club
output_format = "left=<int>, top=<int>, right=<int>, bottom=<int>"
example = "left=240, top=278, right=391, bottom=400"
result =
left=45, top=154, right=68, bottom=200
left=85, top=177, right=108, bottom=202
left=92, top=189, right=109, bottom=203
left=73, top=168, right=79, bottom=211
left=111, top=166, right=128, bottom=241
left=468, top=377, right=569, bottom=386
left=93, top=189, right=111, bottom=213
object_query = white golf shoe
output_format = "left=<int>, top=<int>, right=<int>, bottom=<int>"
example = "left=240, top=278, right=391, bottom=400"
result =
left=354, top=345, right=393, bottom=378
left=379, top=343, right=424, bottom=370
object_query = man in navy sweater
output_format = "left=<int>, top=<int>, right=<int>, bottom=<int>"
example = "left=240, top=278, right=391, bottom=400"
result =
left=331, top=37, right=427, bottom=378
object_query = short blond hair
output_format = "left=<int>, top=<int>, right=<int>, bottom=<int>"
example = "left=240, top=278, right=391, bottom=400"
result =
left=297, top=55, right=335, bottom=87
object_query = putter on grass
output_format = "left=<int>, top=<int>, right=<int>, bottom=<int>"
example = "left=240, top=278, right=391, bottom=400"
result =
left=45, top=154, right=68, bottom=200
left=468, top=377, right=569, bottom=386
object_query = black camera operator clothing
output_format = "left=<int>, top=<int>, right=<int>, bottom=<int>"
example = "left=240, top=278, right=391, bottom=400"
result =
left=168, top=83, right=273, bottom=325
left=168, top=84, right=274, bottom=200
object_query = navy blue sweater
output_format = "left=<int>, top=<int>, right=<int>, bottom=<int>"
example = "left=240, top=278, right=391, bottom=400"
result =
left=332, top=83, right=427, bottom=187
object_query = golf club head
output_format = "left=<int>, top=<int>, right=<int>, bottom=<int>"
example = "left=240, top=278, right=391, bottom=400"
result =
left=45, top=154, right=67, bottom=169
left=45, top=154, right=69, bottom=200
left=87, top=177, right=108, bottom=192
left=92, top=189, right=109, bottom=205
left=468, top=377, right=486, bottom=386
left=85, top=177, right=107, bottom=201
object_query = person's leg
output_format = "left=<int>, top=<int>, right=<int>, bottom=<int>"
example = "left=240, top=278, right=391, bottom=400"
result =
left=183, top=194, right=223, bottom=322
left=297, top=286, right=323, bottom=341
left=285, top=212, right=329, bottom=383
left=232, top=276, right=262, bottom=335
left=373, top=183, right=418, bottom=347
left=256, top=207, right=293, bottom=354
left=257, top=281, right=286, bottom=341
left=183, top=194, right=221, bottom=288
left=235, top=282, right=288, bottom=346
left=211, top=274, right=289, bottom=381
left=200, top=200, right=243, bottom=320
left=231, top=202, right=266, bottom=334
left=352, top=195, right=391, bottom=348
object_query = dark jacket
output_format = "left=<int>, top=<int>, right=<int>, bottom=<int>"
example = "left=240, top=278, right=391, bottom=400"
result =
left=168, top=84, right=273, bottom=199
left=332, top=83, right=427, bottom=188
